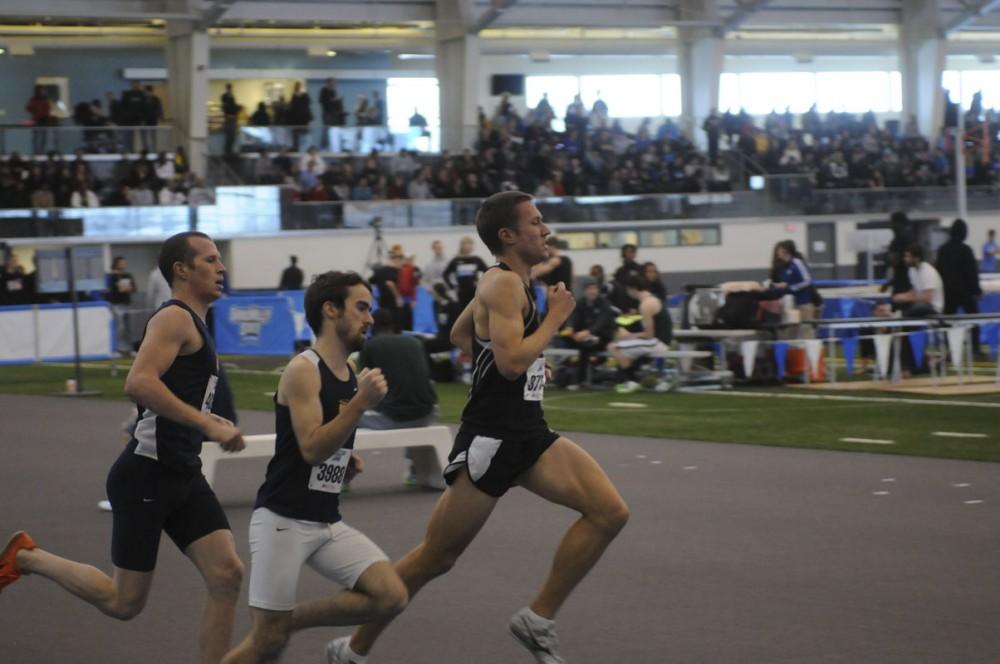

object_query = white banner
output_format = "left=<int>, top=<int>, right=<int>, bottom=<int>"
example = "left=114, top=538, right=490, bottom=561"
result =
left=873, top=334, right=891, bottom=378
left=0, top=304, right=113, bottom=363
left=947, top=327, right=966, bottom=369
left=804, top=339, right=823, bottom=376
left=741, top=340, right=759, bottom=378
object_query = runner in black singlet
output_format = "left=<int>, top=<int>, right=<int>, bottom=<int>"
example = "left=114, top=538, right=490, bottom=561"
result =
left=2, top=232, right=247, bottom=664
left=328, top=192, right=629, bottom=664
left=224, top=272, right=406, bottom=664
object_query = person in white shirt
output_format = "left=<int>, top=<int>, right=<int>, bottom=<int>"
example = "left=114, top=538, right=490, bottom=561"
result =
left=158, top=183, right=187, bottom=205
left=893, top=244, right=943, bottom=316
left=298, top=146, right=327, bottom=177
left=154, top=152, right=176, bottom=182
left=70, top=183, right=100, bottom=208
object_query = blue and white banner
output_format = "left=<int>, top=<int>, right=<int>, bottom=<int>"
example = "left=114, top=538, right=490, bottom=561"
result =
left=213, top=296, right=296, bottom=356
left=0, top=302, right=113, bottom=365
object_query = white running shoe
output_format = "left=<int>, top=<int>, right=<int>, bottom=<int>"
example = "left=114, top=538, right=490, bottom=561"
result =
left=614, top=380, right=640, bottom=394
left=326, top=637, right=366, bottom=664
left=97, top=500, right=112, bottom=512
left=508, top=607, right=566, bottom=664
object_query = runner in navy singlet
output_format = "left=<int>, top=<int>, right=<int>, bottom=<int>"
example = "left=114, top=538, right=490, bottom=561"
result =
left=328, top=192, right=630, bottom=664
left=2, top=232, right=247, bottom=663
left=224, top=272, right=406, bottom=664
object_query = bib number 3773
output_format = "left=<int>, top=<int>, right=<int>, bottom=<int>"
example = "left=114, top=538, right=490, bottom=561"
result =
left=309, top=449, right=351, bottom=494
left=523, top=357, right=545, bottom=402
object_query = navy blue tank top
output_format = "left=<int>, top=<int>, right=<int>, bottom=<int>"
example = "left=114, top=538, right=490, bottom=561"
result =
left=129, top=299, right=235, bottom=473
left=255, top=349, right=358, bottom=524
left=460, top=263, right=548, bottom=436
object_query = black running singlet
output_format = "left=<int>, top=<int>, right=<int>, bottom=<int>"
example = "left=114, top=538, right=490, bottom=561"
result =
left=254, top=349, right=358, bottom=524
left=460, top=263, right=549, bottom=435
left=128, top=299, right=234, bottom=473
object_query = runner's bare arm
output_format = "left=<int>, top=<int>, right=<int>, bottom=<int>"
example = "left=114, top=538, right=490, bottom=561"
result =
left=125, top=306, right=235, bottom=443
left=281, top=358, right=386, bottom=465
left=449, top=299, right=475, bottom=354
left=482, top=271, right=574, bottom=379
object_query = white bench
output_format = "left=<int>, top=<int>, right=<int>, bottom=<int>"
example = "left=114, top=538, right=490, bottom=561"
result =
left=200, top=425, right=453, bottom=493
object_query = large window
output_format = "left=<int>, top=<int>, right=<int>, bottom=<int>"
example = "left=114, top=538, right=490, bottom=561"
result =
left=386, top=77, right=440, bottom=150
left=526, top=74, right=683, bottom=119
left=720, top=71, right=902, bottom=114
left=942, top=69, right=1000, bottom=110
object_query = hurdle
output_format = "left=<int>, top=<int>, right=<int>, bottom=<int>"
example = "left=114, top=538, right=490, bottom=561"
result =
left=200, top=425, right=453, bottom=493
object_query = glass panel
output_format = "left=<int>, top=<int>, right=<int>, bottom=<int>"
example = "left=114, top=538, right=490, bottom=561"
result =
left=639, top=229, right=679, bottom=247
left=525, top=76, right=580, bottom=120
left=579, top=74, right=662, bottom=118
left=737, top=72, right=817, bottom=114
left=816, top=71, right=893, bottom=113
left=661, top=74, right=683, bottom=117
left=596, top=230, right=639, bottom=248
left=559, top=232, right=597, bottom=250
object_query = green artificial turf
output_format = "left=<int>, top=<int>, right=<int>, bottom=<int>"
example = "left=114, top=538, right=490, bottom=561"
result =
left=2, top=361, right=997, bottom=462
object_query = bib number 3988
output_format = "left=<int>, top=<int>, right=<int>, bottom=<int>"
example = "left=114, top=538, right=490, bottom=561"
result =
left=309, top=449, right=351, bottom=494
left=523, top=357, right=545, bottom=401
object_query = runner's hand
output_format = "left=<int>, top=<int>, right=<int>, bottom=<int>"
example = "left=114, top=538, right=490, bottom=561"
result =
left=356, top=368, right=388, bottom=410
left=547, top=282, right=576, bottom=325
left=205, top=414, right=245, bottom=452
left=346, top=452, right=364, bottom=482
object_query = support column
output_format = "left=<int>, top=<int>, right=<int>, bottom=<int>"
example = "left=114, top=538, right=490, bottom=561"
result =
left=900, top=0, right=945, bottom=138
left=166, top=20, right=210, bottom=178
left=677, top=0, right=724, bottom=147
left=435, top=0, right=480, bottom=152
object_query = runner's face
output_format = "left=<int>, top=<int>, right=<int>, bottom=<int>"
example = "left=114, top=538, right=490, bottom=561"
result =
left=336, top=284, right=374, bottom=352
left=183, top=237, right=226, bottom=301
left=512, top=202, right=550, bottom=264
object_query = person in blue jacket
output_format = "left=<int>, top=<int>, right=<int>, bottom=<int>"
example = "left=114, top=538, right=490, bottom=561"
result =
left=772, top=240, right=818, bottom=338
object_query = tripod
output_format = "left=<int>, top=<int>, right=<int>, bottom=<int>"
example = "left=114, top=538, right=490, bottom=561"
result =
left=365, top=216, right=389, bottom=271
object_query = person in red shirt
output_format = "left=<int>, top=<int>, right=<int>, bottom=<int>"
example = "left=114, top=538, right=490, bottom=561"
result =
left=25, top=85, right=53, bottom=154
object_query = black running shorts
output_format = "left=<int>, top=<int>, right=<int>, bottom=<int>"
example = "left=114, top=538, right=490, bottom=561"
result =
left=443, top=426, right=560, bottom=497
left=106, top=450, right=230, bottom=572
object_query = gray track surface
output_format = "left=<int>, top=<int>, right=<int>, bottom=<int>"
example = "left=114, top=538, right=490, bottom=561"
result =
left=2, top=393, right=999, bottom=663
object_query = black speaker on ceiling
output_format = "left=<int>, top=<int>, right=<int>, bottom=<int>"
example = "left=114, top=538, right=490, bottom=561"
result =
left=490, top=74, right=525, bottom=96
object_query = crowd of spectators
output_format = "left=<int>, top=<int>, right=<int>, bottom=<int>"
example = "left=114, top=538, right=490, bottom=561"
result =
left=0, top=148, right=214, bottom=209
left=708, top=100, right=1000, bottom=190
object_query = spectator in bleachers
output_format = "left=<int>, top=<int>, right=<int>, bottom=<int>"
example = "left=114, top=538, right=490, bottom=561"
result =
left=130, top=180, right=155, bottom=206
left=409, top=108, right=428, bottom=133
left=1, top=254, right=29, bottom=305
left=422, top=239, right=450, bottom=302
left=249, top=102, right=270, bottom=127
left=702, top=108, right=723, bottom=161
left=142, top=85, right=163, bottom=151
left=640, top=261, right=666, bottom=302
left=319, top=78, right=346, bottom=148
left=158, top=181, right=186, bottom=205
left=298, top=145, right=327, bottom=178
left=187, top=175, right=215, bottom=205
left=564, top=277, right=616, bottom=389
left=370, top=90, right=386, bottom=126
left=154, top=151, right=175, bottom=182
left=26, top=85, right=53, bottom=154
left=221, top=83, right=241, bottom=158
left=981, top=229, right=998, bottom=273
left=30, top=182, right=55, bottom=209
left=288, top=81, right=312, bottom=150
left=70, top=180, right=100, bottom=208
left=406, top=168, right=433, bottom=199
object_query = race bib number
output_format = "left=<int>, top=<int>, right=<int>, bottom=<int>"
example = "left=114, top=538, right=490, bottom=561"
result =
left=309, top=449, right=351, bottom=494
left=523, top=357, right=545, bottom=401
left=118, top=277, right=133, bottom=291
left=200, top=374, right=218, bottom=414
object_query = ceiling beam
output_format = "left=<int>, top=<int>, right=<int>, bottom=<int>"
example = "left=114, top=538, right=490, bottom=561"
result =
left=469, top=0, right=518, bottom=34
left=0, top=0, right=196, bottom=21
left=943, top=0, right=1000, bottom=34
left=716, top=0, right=771, bottom=36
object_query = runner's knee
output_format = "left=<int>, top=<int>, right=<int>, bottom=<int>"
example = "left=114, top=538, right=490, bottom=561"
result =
left=253, top=622, right=290, bottom=657
left=104, top=595, right=146, bottom=621
left=206, top=555, right=245, bottom=597
left=372, top=576, right=409, bottom=619
left=591, top=496, right=630, bottom=537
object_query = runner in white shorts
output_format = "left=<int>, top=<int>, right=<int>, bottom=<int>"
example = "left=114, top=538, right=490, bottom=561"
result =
left=223, top=272, right=407, bottom=664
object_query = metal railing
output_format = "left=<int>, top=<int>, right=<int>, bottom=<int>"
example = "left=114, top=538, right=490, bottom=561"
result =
left=1, top=184, right=997, bottom=241
left=0, top=124, right=176, bottom=156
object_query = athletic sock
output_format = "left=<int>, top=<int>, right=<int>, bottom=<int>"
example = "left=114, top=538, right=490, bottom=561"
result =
left=347, top=644, right=368, bottom=664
